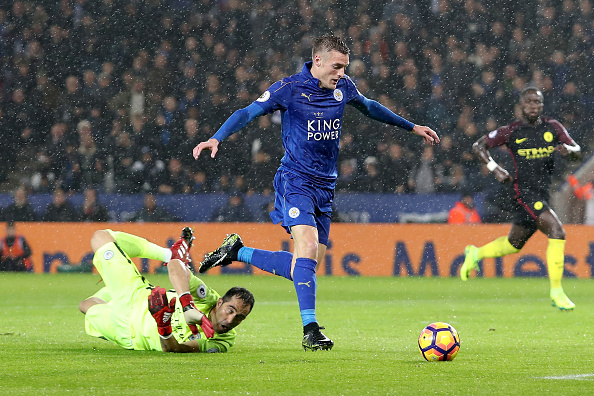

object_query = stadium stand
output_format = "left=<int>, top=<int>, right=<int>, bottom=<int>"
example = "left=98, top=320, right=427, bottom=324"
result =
left=0, top=0, right=590, bottom=222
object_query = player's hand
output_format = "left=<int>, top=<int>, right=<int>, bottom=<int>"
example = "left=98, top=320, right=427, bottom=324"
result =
left=493, top=167, right=513, bottom=184
left=556, top=144, right=570, bottom=156
left=179, top=292, right=215, bottom=338
left=556, top=143, right=581, bottom=158
left=148, top=287, right=176, bottom=337
left=193, top=138, right=220, bottom=159
left=412, top=125, right=440, bottom=145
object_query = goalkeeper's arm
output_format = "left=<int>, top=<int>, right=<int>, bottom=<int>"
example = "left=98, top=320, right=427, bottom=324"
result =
left=167, top=259, right=214, bottom=338
left=149, top=285, right=204, bottom=353
left=160, top=335, right=202, bottom=353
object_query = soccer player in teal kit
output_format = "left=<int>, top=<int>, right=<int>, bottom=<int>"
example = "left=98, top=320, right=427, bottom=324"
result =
left=193, top=34, right=439, bottom=350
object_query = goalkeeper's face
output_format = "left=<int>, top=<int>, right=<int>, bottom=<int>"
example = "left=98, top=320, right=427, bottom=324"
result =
left=211, top=296, right=251, bottom=334
left=313, top=50, right=349, bottom=90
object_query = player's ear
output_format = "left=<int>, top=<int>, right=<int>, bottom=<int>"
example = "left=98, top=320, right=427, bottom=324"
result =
left=216, top=298, right=223, bottom=309
left=314, top=54, right=322, bottom=67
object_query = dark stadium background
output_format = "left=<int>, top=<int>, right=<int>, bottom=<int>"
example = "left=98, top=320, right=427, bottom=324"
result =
left=0, top=0, right=590, bottom=223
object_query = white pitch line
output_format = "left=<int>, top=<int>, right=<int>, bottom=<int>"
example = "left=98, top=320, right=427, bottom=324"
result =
left=539, top=374, right=594, bottom=380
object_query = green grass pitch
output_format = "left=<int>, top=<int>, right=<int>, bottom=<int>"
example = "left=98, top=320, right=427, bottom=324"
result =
left=1, top=273, right=593, bottom=395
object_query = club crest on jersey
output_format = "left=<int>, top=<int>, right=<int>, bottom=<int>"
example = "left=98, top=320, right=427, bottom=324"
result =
left=197, top=284, right=207, bottom=299
left=288, top=207, right=300, bottom=218
left=256, top=91, right=270, bottom=102
left=103, top=250, right=114, bottom=260
left=543, top=131, right=553, bottom=142
left=333, top=89, right=343, bottom=102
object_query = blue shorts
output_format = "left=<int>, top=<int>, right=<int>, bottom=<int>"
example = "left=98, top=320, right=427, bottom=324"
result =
left=269, top=170, right=333, bottom=246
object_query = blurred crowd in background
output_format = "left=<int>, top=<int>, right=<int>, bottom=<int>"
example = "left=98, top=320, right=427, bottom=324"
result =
left=0, top=0, right=592, bottom=221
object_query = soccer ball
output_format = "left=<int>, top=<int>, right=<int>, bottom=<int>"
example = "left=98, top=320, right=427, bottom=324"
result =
left=418, top=322, right=460, bottom=361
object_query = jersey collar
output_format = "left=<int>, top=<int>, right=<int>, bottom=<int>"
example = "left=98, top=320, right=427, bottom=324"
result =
left=302, top=61, right=322, bottom=89
left=519, top=115, right=543, bottom=127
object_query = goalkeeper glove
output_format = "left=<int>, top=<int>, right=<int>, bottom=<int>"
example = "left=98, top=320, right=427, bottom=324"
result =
left=148, top=287, right=176, bottom=339
left=179, top=292, right=214, bottom=338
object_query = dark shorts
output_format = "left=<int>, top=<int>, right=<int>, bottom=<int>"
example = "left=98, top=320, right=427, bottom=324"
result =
left=512, top=192, right=550, bottom=231
left=269, top=170, right=333, bottom=246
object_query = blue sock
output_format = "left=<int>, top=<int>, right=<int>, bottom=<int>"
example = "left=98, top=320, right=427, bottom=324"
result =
left=293, top=257, right=317, bottom=327
left=238, top=247, right=293, bottom=280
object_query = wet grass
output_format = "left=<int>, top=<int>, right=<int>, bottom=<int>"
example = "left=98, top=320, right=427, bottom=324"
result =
left=1, top=273, right=593, bottom=395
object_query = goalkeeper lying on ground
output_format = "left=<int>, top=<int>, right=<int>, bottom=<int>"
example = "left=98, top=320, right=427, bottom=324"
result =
left=79, top=227, right=254, bottom=353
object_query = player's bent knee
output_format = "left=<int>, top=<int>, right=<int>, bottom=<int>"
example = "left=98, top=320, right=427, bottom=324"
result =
left=551, top=230, right=566, bottom=240
left=79, top=300, right=86, bottom=314
left=91, top=230, right=115, bottom=252
left=79, top=297, right=106, bottom=314
left=298, top=240, right=319, bottom=260
left=548, top=224, right=566, bottom=240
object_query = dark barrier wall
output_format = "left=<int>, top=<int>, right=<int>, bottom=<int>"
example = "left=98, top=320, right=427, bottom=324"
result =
left=0, top=193, right=462, bottom=223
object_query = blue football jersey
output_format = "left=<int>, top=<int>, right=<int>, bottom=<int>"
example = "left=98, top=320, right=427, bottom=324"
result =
left=253, top=62, right=362, bottom=186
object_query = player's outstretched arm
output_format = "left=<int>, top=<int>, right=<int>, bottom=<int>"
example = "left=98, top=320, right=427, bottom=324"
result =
left=473, top=136, right=513, bottom=183
left=349, top=96, right=439, bottom=144
left=167, top=259, right=215, bottom=338
left=192, top=103, right=266, bottom=160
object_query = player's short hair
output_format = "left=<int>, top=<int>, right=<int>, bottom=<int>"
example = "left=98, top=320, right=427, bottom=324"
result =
left=222, top=286, right=255, bottom=313
left=520, top=86, right=543, bottom=100
left=312, top=33, right=350, bottom=59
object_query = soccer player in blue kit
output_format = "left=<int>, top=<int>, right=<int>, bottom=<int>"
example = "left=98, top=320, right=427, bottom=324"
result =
left=193, top=34, right=439, bottom=350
